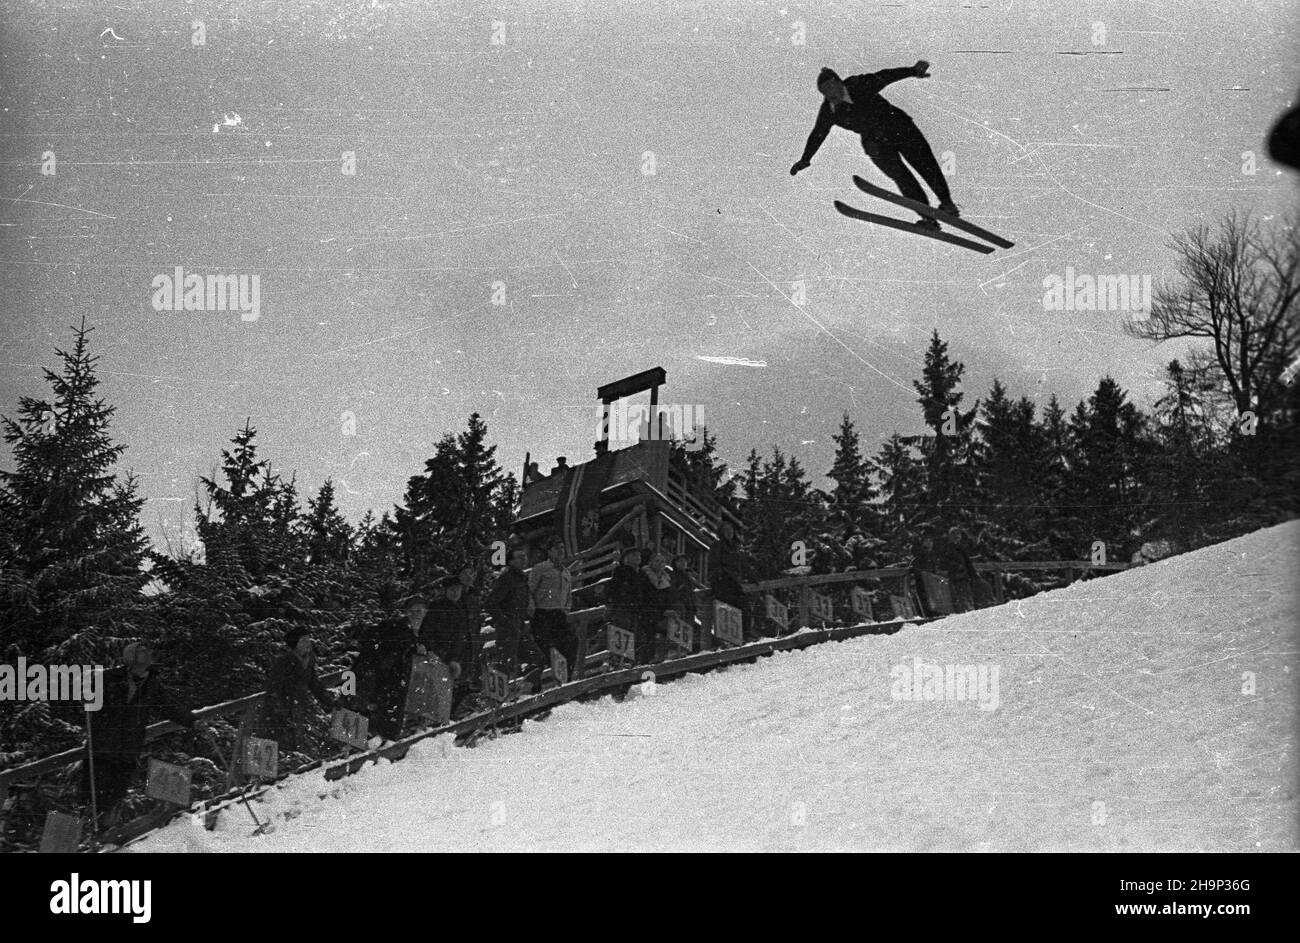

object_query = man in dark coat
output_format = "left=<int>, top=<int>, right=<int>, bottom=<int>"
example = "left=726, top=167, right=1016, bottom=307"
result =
left=638, top=549, right=676, bottom=664
left=262, top=627, right=334, bottom=753
left=605, top=546, right=644, bottom=631
left=455, top=561, right=484, bottom=674
left=936, top=527, right=980, bottom=613
left=529, top=538, right=578, bottom=678
left=670, top=552, right=701, bottom=650
left=424, top=576, right=476, bottom=711
left=354, top=595, right=426, bottom=740
left=483, top=546, right=545, bottom=676
left=82, top=642, right=199, bottom=826
left=909, top=534, right=941, bottom=617
left=710, top=521, right=752, bottom=638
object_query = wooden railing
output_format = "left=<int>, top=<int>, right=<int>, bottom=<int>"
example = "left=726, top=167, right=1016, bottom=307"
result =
left=0, top=558, right=1126, bottom=796
left=665, top=465, right=722, bottom=534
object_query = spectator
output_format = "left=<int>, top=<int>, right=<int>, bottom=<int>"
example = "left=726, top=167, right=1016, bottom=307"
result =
left=455, top=561, right=485, bottom=680
left=425, top=576, right=476, bottom=714
left=355, top=595, right=427, bottom=741
left=669, top=552, right=700, bottom=649
left=82, top=642, right=200, bottom=828
left=484, top=546, right=546, bottom=678
left=638, top=549, right=676, bottom=663
left=262, top=627, right=334, bottom=753
left=909, top=533, right=940, bottom=617
left=710, top=521, right=749, bottom=637
left=529, top=538, right=579, bottom=679
left=605, top=544, right=643, bottom=633
left=937, top=527, right=980, bottom=613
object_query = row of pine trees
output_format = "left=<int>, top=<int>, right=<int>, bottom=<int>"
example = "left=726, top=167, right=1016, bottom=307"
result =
left=2, top=213, right=1297, bottom=772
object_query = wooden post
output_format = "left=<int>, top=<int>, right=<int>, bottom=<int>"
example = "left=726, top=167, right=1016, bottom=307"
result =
left=796, top=586, right=811, bottom=632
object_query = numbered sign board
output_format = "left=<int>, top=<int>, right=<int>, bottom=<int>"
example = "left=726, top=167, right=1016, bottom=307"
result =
left=890, top=594, right=916, bottom=620
left=330, top=708, right=370, bottom=750
left=243, top=736, right=279, bottom=779
left=551, top=649, right=569, bottom=686
left=606, top=624, right=637, bottom=664
left=713, top=601, right=743, bottom=647
left=483, top=665, right=511, bottom=703
left=666, top=616, right=693, bottom=652
left=407, top=657, right=451, bottom=723
left=851, top=586, right=874, bottom=621
left=146, top=758, right=192, bottom=807
left=810, top=590, right=835, bottom=625
left=764, top=594, right=789, bottom=631
left=39, top=810, right=81, bottom=853
left=919, top=571, right=955, bottom=615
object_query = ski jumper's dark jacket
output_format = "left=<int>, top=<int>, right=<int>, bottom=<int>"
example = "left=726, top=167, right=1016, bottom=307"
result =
left=798, top=67, right=920, bottom=162
left=86, top=666, right=196, bottom=761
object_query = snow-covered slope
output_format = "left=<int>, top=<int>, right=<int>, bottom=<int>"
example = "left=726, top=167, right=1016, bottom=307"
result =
left=137, top=523, right=1299, bottom=852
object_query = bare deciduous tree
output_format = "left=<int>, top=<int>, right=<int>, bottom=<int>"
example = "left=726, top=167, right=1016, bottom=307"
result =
left=1126, top=211, right=1300, bottom=430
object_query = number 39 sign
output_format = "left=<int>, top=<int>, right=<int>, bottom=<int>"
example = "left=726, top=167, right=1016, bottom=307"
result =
left=244, top=736, right=279, bottom=778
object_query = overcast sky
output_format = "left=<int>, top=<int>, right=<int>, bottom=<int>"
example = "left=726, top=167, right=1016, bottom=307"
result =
left=1, top=0, right=1297, bottom=547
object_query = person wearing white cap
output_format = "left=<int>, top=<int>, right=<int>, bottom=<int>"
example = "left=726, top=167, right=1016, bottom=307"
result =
left=81, top=642, right=200, bottom=827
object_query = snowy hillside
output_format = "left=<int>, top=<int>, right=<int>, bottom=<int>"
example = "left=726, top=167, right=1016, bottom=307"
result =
left=137, top=523, right=1298, bottom=852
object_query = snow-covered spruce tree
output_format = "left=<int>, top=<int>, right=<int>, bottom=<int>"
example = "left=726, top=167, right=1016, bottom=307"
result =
left=141, top=422, right=323, bottom=708
left=352, top=509, right=403, bottom=610
left=822, top=413, right=882, bottom=570
left=735, top=446, right=826, bottom=579
left=0, top=321, right=148, bottom=761
left=389, top=413, right=517, bottom=592
left=1032, top=394, right=1082, bottom=563
left=1144, top=360, right=1222, bottom=551
left=1065, top=376, right=1151, bottom=563
left=672, top=426, right=739, bottom=509
left=303, top=479, right=353, bottom=566
left=455, top=412, right=517, bottom=564
left=912, top=331, right=979, bottom=536
left=869, top=432, right=926, bottom=564
left=971, top=381, right=1050, bottom=561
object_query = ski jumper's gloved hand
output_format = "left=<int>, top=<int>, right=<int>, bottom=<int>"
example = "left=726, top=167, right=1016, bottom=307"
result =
left=790, top=159, right=811, bottom=175
left=912, top=60, right=931, bottom=78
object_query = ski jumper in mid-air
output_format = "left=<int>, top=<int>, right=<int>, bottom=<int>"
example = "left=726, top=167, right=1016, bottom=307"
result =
left=791, top=62, right=959, bottom=228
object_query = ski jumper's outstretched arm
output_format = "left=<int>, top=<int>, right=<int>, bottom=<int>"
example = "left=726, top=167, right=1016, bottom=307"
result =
left=791, top=103, right=834, bottom=174
left=859, top=62, right=928, bottom=94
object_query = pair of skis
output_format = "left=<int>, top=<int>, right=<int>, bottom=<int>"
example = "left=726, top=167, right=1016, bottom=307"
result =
left=835, top=175, right=1013, bottom=254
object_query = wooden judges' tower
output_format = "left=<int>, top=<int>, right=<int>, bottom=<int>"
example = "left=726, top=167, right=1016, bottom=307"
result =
left=512, top=367, right=740, bottom=602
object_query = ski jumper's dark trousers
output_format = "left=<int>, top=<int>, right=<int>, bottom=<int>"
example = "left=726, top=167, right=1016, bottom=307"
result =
left=862, top=116, right=953, bottom=208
